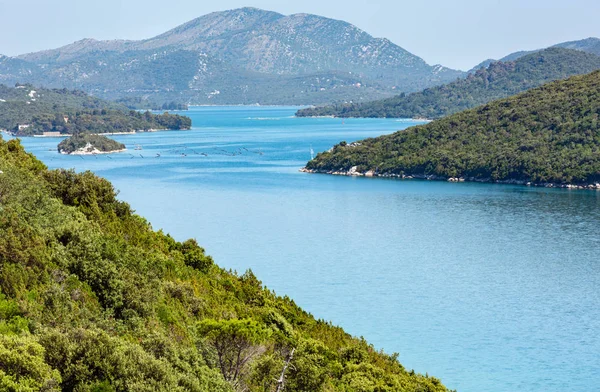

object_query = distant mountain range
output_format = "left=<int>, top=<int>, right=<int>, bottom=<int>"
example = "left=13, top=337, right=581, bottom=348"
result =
left=297, top=47, right=600, bottom=119
left=0, top=7, right=463, bottom=105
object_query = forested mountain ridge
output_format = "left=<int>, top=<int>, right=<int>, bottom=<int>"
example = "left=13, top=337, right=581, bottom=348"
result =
left=469, top=37, right=600, bottom=72
left=0, top=136, right=450, bottom=391
left=554, top=37, right=600, bottom=56
left=0, top=7, right=464, bottom=105
left=0, top=84, right=191, bottom=135
left=296, top=48, right=600, bottom=119
left=304, top=70, right=600, bottom=186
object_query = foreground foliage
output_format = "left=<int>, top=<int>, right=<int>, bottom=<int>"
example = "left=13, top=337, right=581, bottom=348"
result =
left=306, top=70, right=600, bottom=184
left=297, top=48, right=600, bottom=119
left=0, top=136, right=448, bottom=391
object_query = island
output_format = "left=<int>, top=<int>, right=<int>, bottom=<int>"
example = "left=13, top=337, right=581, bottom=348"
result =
left=303, top=70, right=600, bottom=189
left=57, top=133, right=126, bottom=155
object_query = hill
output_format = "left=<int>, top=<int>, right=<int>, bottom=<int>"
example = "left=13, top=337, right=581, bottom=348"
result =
left=0, top=84, right=191, bottom=136
left=296, top=48, right=600, bottom=119
left=0, top=8, right=464, bottom=105
left=468, top=37, right=600, bottom=73
left=304, top=70, right=600, bottom=187
left=554, top=37, right=600, bottom=57
left=0, top=136, right=449, bottom=391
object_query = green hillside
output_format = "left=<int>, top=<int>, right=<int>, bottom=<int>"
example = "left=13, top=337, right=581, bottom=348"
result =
left=470, top=37, right=600, bottom=72
left=305, top=70, right=600, bottom=186
left=0, top=136, right=449, bottom=391
left=0, top=84, right=191, bottom=136
left=297, top=48, right=600, bottom=119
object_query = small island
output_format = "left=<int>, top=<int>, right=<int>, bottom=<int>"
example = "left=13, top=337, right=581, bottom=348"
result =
left=58, top=133, right=126, bottom=155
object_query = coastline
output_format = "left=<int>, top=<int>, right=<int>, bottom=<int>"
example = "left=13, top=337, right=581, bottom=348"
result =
left=33, top=134, right=71, bottom=138
left=189, top=104, right=306, bottom=108
left=97, top=128, right=168, bottom=135
left=300, top=167, right=600, bottom=190
left=295, top=114, right=433, bottom=121
left=295, top=115, right=336, bottom=118
left=6, top=128, right=185, bottom=138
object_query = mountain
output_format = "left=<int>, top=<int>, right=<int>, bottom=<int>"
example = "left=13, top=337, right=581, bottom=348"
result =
left=0, top=136, right=450, bottom=391
left=0, top=84, right=191, bottom=135
left=0, top=8, right=464, bottom=105
left=296, top=47, right=600, bottom=119
left=469, top=37, right=600, bottom=72
left=0, top=55, right=41, bottom=83
left=304, top=70, right=600, bottom=186
left=554, top=37, right=600, bottom=56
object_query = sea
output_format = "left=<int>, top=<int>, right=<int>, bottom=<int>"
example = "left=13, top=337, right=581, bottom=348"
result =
left=8, top=106, right=600, bottom=392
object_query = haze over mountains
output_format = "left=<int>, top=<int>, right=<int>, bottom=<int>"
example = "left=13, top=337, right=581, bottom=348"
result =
left=0, top=7, right=463, bottom=105
left=1, top=7, right=597, bottom=108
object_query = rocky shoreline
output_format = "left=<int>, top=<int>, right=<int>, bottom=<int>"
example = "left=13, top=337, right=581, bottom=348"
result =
left=300, top=166, right=600, bottom=190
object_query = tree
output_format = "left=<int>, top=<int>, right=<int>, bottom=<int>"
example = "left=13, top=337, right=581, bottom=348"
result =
left=181, top=239, right=214, bottom=272
left=197, top=319, right=270, bottom=389
left=0, top=334, right=62, bottom=391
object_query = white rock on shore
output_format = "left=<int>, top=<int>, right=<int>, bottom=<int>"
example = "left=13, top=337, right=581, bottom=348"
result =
left=299, top=167, right=600, bottom=190
left=348, top=166, right=360, bottom=175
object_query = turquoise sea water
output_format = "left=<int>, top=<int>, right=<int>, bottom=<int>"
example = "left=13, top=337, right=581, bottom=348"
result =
left=10, top=106, right=600, bottom=392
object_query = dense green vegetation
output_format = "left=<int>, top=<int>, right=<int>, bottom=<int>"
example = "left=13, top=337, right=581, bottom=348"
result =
left=306, top=70, right=600, bottom=185
left=470, top=37, right=600, bottom=72
left=0, top=136, right=449, bottom=391
left=57, top=134, right=126, bottom=154
left=297, top=48, right=600, bottom=119
left=0, top=84, right=192, bottom=136
left=13, top=110, right=191, bottom=137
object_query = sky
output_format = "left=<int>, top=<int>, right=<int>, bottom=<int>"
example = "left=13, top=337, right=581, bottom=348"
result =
left=0, top=0, right=598, bottom=70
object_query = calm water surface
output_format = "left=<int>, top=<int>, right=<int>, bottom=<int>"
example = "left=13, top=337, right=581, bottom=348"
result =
left=11, top=106, right=600, bottom=392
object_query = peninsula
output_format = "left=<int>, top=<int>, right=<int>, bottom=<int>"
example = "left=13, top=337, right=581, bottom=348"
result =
left=0, top=84, right=192, bottom=137
left=303, top=70, right=600, bottom=189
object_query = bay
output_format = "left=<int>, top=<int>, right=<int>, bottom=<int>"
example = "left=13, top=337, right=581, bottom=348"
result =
left=11, top=106, right=600, bottom=392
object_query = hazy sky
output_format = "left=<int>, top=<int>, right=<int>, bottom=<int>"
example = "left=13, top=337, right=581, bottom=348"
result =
left=0, top=0, right=597, bottom=70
